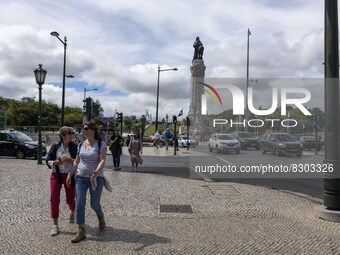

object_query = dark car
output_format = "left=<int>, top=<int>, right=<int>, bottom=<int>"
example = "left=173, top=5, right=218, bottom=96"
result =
left=230, top=131, right=260, bottom=150
left=0, top=130, right=47, bottom=159
left=299, top=136, right=321, bottom=150
left=260, top=132, right=303, bottom=157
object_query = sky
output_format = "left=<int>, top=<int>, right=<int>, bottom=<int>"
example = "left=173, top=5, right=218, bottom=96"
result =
left=0, top=0, right=327, bottom=121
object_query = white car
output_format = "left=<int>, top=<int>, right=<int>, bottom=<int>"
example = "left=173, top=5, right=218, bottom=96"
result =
left=208, top=133, right=240, bottom=154
left=178, top=136, right=199, bottom=148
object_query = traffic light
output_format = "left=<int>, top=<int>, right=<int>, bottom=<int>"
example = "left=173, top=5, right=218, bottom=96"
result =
left=173, top=115, right=177, bottom=123
left=116, top=112, right=123, bottom=121
left=82, top=99, right=86, bottom=112
left=116, top=112, right=123, bottom=135
left=92, top=103, right=100, bottom=117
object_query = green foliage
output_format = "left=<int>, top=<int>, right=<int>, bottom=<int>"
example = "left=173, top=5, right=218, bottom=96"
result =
left=64, top=107, right=84, bottom=127
left=3, top=97, right=85, bottom=128
left=93, top=99, right=103, bottom=114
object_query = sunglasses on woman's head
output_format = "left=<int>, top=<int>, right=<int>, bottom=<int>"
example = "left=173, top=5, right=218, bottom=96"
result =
left=84, top=127, right=93, bottom=131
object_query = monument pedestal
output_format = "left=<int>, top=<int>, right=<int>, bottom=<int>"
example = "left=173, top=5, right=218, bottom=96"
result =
left=188, top=59, right=207, bottom=141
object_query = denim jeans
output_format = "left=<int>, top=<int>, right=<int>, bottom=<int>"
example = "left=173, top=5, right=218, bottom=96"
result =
left=112, top=148, right=122, bottom=168
left=75, top=176, right=104, bottom=225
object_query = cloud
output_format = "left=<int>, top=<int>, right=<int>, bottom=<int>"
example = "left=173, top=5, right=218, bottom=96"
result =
left=0, top=0, right=326, bottom=122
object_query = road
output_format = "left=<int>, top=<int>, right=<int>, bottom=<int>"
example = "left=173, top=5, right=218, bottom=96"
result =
left=104, top=143, right=325, bottom=200
left=193, top=143, right=325, bottom=199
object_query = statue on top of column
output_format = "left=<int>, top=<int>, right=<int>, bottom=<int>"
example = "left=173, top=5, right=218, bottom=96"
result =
left=193, top=36, right=204, bottom=61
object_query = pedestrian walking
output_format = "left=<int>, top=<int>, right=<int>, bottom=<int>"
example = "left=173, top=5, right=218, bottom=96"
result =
left=126, top=135, right=131, bottom=147
left=46, top=126, right=77, bottom=236
left=163, top=128, right=171, bottom=150
left=109, top=133, right=123, bottom=170
left=154, top=130, right=161, bottom=149
left=128, top=131, right=143, bottom=171
left=66, top=121, right=107, bottom=243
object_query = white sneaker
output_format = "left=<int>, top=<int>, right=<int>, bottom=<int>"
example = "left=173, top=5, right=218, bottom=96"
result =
left=50, top=225, right=59, bottom=236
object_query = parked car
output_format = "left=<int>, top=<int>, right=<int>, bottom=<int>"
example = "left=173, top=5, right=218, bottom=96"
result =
left=208, top=133, right=240, bottom=154
left=260, top=132, right=303, bottom=157
left=299, top=136, right=321, bottom=150
left=0, top=130, right=47, bottom=159
left=230, top=131, right=260, bottom=150
left=178, top=135, right=199, bottom=148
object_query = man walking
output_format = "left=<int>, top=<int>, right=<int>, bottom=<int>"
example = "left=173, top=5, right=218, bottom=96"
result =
left=154, top=130, right=161, bottom=149
left=163, top=128, right=171, bottom=150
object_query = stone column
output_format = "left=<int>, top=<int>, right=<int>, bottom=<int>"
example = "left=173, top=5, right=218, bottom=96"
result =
left=188, top=59, right=206, bottom=140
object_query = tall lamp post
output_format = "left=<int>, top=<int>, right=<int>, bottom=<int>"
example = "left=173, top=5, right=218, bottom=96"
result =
left=323, top=0, right=340, bottom=210
left=245, top=28, right=251, bottom=132
left=34, top=64, right=47, bottom=165
left=155, top=66, right=178, bottom=133
left=84, top=87, right=98, bottom=101
left=50, top=31, right=68, bottom=127
left=141, top=115, right=146, bottom=141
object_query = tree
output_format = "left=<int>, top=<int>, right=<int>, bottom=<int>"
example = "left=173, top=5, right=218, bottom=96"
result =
left=64, top=107, right=83, bottom=127
left=3, top=97, right=86, bottom=128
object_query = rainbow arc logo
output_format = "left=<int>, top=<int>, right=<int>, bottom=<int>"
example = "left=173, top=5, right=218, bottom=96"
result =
left=198, top=82, right=222, bottom=115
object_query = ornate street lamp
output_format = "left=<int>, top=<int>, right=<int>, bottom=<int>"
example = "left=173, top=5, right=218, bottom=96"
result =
left=155, top=66, right=178, bottom=133
left=34, top=64, right=47, bottom=165
left=50, top=31, right=68, bottom=127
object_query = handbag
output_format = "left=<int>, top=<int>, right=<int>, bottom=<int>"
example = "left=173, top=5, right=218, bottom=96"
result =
left=103, top=176, right=112, bottom=192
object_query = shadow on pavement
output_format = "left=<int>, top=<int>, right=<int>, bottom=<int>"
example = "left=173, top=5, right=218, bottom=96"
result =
left=85, top=226, right=171, bottom=252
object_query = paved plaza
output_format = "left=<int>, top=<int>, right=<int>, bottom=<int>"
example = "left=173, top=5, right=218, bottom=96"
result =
left=1, top=149, right=340, bottom=254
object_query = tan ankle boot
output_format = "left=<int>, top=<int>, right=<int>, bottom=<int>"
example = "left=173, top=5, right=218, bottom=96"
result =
left=71, top=224, right=86, bottom=243
left=98, top=213, right=105, bottom=229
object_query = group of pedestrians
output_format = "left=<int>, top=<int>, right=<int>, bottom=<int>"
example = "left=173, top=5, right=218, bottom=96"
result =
left=108, top=131, right=143, bottom=171
left=154, top=128, right=179, bottom=151
left=46, top=123, right=144, bottom=243
left=46, top=121, right=107, bottom=243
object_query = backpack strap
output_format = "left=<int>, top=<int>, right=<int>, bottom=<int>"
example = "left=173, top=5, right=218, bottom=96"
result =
left=98, top=140, right=102, bottom=161
left=78, top=141, right=83, bottom=154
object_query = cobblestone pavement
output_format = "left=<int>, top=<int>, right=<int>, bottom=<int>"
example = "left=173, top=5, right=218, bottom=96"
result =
left=1, top=158, right=340, bottom=255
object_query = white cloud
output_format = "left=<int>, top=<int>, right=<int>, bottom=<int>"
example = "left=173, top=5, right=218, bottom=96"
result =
left=0, top=0, right=327, bottom=122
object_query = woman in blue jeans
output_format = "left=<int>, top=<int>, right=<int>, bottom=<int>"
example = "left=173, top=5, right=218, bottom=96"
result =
left=66, top=121, right=107, bottom=243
